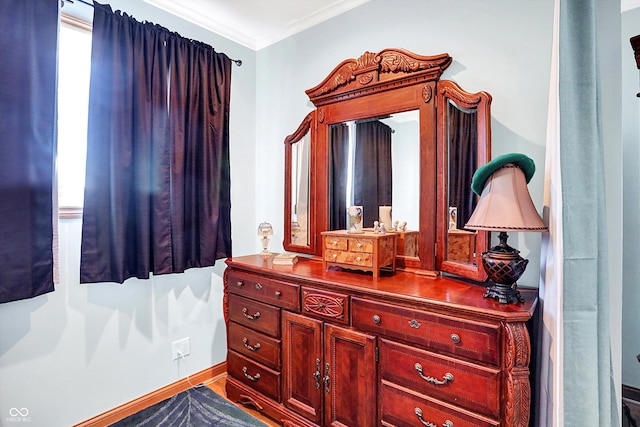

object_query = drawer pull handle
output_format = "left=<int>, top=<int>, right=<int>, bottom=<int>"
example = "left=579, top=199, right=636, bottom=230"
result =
left=356, top=243, right=363, bottom=248
left=242, top=337, right=261, bottom=351
left=408, top=319, right=421, bottom=329
left=356, top=256, right=361, bottom=262
left=236, top=281, right=244, bottom=288
left=332, top=240, right=338, bottom=246
left=414, top=408, right=454, bottom=427
left=373, top=315, right=381, bottom=324
left=241, top=308, right=261, bottom=320
left=255, top=283, right=263, bottom=290
left=332, top=254, right=337, bottom=259
left=414, top=364, right=454, bottom=385
left=313, top=359, right=321, bottom=389
left=450, top=333, right=461, bottom=344
left=274, top=291, right=282, bottom=298
left=242, top=366, right=261, bottom=382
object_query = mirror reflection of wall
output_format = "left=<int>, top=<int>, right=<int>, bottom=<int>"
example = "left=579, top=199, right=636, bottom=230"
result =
left=328, top=110, right=419, bottom=232
left=291, top=131, right=310, bottom=246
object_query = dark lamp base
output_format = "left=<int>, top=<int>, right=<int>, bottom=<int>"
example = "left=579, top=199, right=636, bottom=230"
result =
left=481, top=232, right=528, bottom=305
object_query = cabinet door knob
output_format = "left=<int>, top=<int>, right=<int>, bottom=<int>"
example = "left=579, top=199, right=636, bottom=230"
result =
left=373, top=315, right=381, bottom=324
left=450, top=333, right=461, bottom=344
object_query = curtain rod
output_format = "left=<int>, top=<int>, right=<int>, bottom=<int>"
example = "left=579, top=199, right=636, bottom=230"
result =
left=60, top=0, right=243, bottom=66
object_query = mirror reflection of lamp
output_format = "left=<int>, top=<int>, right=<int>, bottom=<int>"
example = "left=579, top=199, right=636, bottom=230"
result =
left=465, top=153, right=547, bottom=304
left=291, top=221, right=302, bottom=243
left=257, top=222, right=274, bottom=256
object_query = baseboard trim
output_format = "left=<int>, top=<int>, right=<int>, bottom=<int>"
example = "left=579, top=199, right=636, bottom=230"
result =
left=73, top=361, right=227, bottom=427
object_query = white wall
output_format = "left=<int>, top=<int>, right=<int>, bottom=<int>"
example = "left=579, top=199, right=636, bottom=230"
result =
left=0, top=1, right=257, bottom=426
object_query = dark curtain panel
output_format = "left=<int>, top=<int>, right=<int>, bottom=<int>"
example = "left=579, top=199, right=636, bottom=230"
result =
left=0, top=0, right=58, bottom=303
left=329, top=124, right=349, bottom=230
left=80, top=3, right=232, bottom=284
left=447, top=103, right=477, bottom=228
left=353, top=121, right=392, bottom=228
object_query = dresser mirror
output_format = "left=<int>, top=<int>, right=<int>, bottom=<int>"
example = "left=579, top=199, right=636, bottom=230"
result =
left=283, top=49, right=491, bottom=280
left=436, top=80, right=492, bottom=281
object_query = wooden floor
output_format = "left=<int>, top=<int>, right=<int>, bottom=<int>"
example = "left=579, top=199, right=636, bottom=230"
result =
left=206, top=373, right=280, bottom=427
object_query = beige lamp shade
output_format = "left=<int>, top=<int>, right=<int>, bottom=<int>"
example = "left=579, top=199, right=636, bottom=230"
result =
left=465, top=163, right=547, bottom=232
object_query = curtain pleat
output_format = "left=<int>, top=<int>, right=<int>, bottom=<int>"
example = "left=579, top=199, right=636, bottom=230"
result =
left=354, top=121, right=393, bottom=228
left=80, top=3, right=231, bottom=284
left=0, top=0, right=58, bottom=303
left=447, top=104, right=477, bottom=228
left=329, top=123, right=349, bottom=230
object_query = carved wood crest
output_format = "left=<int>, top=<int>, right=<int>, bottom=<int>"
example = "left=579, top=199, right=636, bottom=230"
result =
left=305, top=48, right=452, bottom=106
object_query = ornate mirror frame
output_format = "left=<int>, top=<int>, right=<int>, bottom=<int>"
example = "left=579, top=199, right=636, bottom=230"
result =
left=283, top=48, right=491, bottom=280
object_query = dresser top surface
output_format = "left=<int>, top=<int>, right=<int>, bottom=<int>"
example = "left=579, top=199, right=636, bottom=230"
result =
left=225, top=254, right=537, bottom=322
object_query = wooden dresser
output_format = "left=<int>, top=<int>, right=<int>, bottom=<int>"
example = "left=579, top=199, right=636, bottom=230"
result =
left=223, top=255, right=536, bottom=427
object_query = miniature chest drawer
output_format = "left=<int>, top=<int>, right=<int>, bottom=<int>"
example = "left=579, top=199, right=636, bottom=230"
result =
left=227, top=270, right=300, bottom=312
left=379, top=380, right=499, bottom=427
left=351, top=297, right=500, bottom=365
left=228, top=321, right=281, bottom=371
left=228, top=294, right=281, bottom=338
left=379, top=338, right=500, bottom=418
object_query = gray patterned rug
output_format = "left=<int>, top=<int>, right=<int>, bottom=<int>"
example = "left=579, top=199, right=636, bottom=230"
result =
left=109, top=386, right=268, bottom=427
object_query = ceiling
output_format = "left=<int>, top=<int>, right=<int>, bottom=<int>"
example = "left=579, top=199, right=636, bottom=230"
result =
left=141, top=0, right=370, bottom=51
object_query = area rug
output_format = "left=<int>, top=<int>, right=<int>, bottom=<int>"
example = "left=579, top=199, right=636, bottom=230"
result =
left=109, top=386, right=268, bottom=427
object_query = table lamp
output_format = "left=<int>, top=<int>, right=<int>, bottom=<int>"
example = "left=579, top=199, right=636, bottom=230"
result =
left=465, top=153, right=547, bottom=304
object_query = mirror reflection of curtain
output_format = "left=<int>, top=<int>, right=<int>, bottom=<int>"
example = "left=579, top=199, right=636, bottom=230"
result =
left=294, top=132, right=310, bottom=245
left=354, top=121, right=393, bottom=227
left=329, top=123, right=350, bottom=230
left=448, top=103, right=478, bottom=228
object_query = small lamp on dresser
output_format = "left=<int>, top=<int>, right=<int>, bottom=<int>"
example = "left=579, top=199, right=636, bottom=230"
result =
left=465, top=153, right=548, bottom=304
left=257, top=221, right=274, bottom=256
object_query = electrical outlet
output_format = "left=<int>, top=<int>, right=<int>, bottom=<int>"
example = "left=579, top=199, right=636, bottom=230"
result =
left=172, top=337, right=190, bottom=360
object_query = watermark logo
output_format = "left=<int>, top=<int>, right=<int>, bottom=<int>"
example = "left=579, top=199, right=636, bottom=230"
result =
left=6, top=408, right=31, bottom=423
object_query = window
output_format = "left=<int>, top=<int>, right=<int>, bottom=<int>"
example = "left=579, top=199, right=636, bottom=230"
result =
left=58, top=15, right=91, bottom=214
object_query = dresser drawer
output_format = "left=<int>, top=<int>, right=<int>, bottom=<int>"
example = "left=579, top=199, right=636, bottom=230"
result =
left=302, top=287, right=350, bottom=325
left=324, top=249, right=373, bottom=267
left=227, top=270, right=300, bottom=312
left=228, top=351, right=281, bottom=402
left=379, top=338, right=500, bottom=418
left=379, top=380, right=499, bottom=427
left=228, top=321, right=281, bottom=371
left=352, top=297, right=500, bottom=365
left=228, top=294, right=280, bottom=338
left=348, top=236, right=374, bottom=253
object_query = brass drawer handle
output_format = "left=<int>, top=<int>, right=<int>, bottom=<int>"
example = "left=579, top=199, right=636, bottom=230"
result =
left=414, top=408, right=453, bottom=427
left=408, top=319, right=421, bottom=329
left=241, top=307, right=261, bottom=320
left=372, top=315, right=381, bottom=324
left=242, top=366, right=261, bottom=382
left=414, top=363, right=454, bottom=385
left=323, top=363, right=331, bottom=394
left=236, top=281, right=244, bottom=288
left=255, top=283, right=263, bottom=290
left=313, top=359, right=321, bottom=389
left=450, top=333, right=460, bottom=344
left=242, top=337, right=261, bottom=351
left=274, top=291, right=282, bottom=298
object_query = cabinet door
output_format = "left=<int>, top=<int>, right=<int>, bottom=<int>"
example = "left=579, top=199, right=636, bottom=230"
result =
left=324, top=324, right=377, bottom=427
left=282, top=311, right=323, bottom=424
